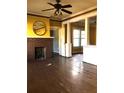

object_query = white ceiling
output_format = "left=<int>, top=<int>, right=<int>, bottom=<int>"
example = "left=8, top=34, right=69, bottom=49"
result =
left=27, top=0, right=96, bottom=20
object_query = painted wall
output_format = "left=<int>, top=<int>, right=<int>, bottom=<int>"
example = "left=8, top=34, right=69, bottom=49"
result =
left=83, top=46, right=98, bottom=65
left=27, top=15, right=50, bottom=37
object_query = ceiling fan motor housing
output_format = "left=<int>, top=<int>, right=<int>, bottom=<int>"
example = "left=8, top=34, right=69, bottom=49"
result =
left=54, top=4, right=62, bottom=10
left=56, top=0, right=61, bottom=3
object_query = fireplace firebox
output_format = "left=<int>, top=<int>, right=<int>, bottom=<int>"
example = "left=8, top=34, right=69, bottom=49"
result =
left=35, top=47, right=46, bottom=60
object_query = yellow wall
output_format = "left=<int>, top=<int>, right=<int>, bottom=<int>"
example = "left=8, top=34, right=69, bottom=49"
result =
left=27, top=15, right=50, bottom=37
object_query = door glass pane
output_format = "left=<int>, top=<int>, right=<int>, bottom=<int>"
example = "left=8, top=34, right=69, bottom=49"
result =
left=73, top=39, right=80, bottom=47
left=73, top=29, right=80, bottom=47
left=81, top=31, right=85, bottom=38
left=73, top=29, right=80, bottom=38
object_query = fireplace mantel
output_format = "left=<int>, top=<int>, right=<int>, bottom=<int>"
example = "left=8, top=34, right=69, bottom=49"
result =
left=27, top=36, right=54, bottom=38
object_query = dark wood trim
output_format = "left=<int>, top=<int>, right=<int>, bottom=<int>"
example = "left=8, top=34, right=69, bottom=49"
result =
left=64, top=24, right=67, bottom=43
left=27, top=13, right=50, bottom=19
left=50, top=19, right=62, bottom=22
left=27, top=13, right=62, bottom=22
left=72, top=50, right=83, bottom=53
left=62, top=8, right=97, bottom=22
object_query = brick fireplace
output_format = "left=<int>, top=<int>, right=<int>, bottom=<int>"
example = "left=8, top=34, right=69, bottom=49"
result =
left=27, top=38, right=53, bottom=61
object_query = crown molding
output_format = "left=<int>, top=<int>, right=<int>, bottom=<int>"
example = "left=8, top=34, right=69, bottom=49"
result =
left=27, top=13, right=62, bottom=22
left=27, top=13, right=50, bottom=18
left=62, top=6, right=97, bottom=21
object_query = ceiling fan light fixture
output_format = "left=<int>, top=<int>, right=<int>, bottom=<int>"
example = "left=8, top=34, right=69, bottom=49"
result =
left=54, top=10, right=62, bottom=16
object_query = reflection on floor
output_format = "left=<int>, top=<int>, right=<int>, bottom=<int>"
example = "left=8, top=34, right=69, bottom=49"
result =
left=27, top=54, right=97, bottom=93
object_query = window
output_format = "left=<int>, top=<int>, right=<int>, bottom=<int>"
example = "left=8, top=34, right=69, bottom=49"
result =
left=81, top=30, right=86, bottom=46
left=73, top=29, right=85, bottom=47
left=73, top=29, right=80, bottom=47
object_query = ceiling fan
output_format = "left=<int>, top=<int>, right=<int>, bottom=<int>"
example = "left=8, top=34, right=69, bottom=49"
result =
left=42, top=0, right=72, bottom=15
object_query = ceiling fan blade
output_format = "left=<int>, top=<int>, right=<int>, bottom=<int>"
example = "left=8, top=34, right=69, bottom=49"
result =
left=61, top=9, right=72, bottom=14
left=48, top=3, right=55, bottom=7
left=42, top=8, right=55, bottom=11
left=62, top=4, right=72, bottom=8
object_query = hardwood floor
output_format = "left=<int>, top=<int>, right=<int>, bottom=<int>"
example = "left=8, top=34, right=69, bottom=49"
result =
left=27, top=54, right=97, bottom=93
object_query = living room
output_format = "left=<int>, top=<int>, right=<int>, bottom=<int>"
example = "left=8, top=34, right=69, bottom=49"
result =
left=1, top=0, right=124, bottom=93
left=27, top=0, right=97, bottom=93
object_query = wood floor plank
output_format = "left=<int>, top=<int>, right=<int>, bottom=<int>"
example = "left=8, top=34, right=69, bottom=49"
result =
left=28, top=54, right=97, bottom=93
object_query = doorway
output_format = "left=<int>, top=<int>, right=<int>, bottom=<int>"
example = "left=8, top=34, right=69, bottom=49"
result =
left=71, top=20, right=85, bottom=54
left=50, top=28, right=59, bottom=56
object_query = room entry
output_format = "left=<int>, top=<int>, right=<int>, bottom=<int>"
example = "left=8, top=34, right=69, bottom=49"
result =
left=71, top=20, right=85, bottom=54
left=50, top=28, right=59, bottom=55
